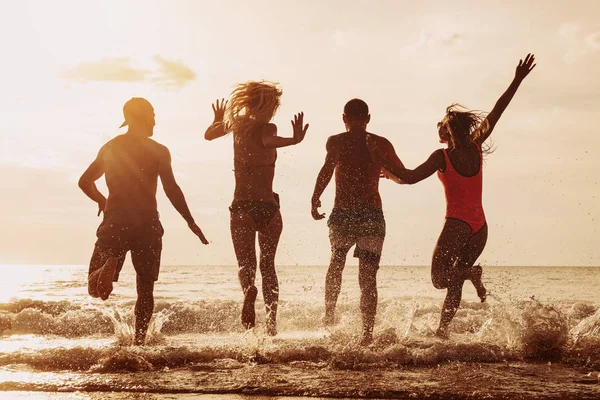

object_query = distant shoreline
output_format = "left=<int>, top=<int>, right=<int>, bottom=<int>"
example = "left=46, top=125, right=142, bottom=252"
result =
left=1, top=264, right=599, bottom=268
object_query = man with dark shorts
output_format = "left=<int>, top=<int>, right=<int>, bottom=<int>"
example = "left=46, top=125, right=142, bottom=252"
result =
left=78, top=97, right=208, bottom=345
left=311, top=99, right=403, bottom=345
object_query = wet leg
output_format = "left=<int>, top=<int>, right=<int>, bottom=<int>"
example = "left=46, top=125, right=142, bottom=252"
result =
left=231, top=211, right=258, bottom=330
left=437, top=278, right=465, bottom=338
left=88, top=247, right=122, bottom=300
left=324, top=247, right=350, bottom=326
left=431, top=219, right=471, bottom=336
left=96, top=257, right=118, bottom=300
left=456, top=223, right=488, bottom=302
left=134, top=277, right=154, bottom=345
left=358, top=259, right=378, bottom=346
left=258, top=211, right=283, bottom=336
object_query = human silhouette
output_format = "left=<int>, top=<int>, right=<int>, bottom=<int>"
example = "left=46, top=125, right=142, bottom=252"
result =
left=311, top=99, right=404, bottom=345
left=204, top=81, right=308, bottom=335
left=368, top=53, right=536, bottom=338
left=79, top=97, right=208, bottom=345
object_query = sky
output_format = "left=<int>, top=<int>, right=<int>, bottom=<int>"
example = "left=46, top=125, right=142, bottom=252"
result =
left=0, top=0, right=599, bottom=267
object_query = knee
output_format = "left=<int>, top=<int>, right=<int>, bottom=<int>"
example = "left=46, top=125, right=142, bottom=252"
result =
left=238, top=259, right=257, bottom=273
left=331, top=248, right=349, bottom=264
left=431, top=273, right=448, bottom=290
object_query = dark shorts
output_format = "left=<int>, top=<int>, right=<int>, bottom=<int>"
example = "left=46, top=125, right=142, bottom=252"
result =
left=89, top=209, right=164, bottom=282
left=327, top=208, right=386, bottom=263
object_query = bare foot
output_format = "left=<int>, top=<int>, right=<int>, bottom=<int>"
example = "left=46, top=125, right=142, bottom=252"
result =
left=435, top=327, right=450, bottom=340
left=88, top=269, right=101, bottom=298
left=97, top=257, right=117, bottom=301
left=266, top=304, right=277, bottom=336
left=241, top=286, right=258, bottom=330
left=469, top=264, right=487, bottom=302
left=134, top=331, right=146, bottom=346
left=266, top=321, right=277, bottom=336
left=322, top=312, right=335, bottom=327
left=360, top=329, right=373, bottom=346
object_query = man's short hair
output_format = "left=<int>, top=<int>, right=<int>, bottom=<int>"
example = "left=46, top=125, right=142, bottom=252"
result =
left=344, top=98, right=369, bottom=121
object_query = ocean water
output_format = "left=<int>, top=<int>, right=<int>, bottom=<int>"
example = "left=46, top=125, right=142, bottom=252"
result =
left=1, top=264, right=600, bottom=399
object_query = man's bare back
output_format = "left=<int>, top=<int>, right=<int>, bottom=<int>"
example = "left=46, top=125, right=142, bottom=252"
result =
left=100, top=134, right=167, bottom=212
left=79, top=97, right=208, bottom=345
left=311, top=98, right=404, bottom=346
left=328, top=130, right=391, bottom=209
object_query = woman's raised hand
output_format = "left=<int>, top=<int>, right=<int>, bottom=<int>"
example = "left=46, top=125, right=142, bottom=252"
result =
left=292, top=112, right=309, bottom=144
left=211, top=98, right=228, bottom=122
left=515, top=53, right=536, bottom=81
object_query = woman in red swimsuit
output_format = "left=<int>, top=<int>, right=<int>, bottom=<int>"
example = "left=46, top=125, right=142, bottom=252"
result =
left=204, top=81, right=309, bottom=335
left=368, top=54, right=536, bottom=338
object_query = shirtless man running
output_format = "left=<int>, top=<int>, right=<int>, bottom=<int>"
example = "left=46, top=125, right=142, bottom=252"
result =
left=79, top=97, right=208, bottom=345
left=311, top=98, right=403, bottom=345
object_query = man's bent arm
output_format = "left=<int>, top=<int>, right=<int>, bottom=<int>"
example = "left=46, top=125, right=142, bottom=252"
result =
left=380, top=138, right=406, bottom=184
left=159, top=148, right=195, bottom=225
left=312, top=138, right=337, bottom=201
left=78, top=150, right=106, bottom=206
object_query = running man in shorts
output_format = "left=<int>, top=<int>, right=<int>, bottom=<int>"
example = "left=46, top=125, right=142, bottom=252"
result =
left=78, top=97, right=209, bottom=345
left=311, top=99, right=404, bottom=345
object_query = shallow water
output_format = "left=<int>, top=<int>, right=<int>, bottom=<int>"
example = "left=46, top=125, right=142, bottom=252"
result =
left=1, top=264, right=600, bottom=399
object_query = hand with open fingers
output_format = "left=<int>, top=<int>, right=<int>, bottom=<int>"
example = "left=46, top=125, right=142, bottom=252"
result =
left=189, top=222, right=209, bottom=245
left=515, top=53, right=536, bottom=81
left=311, top=198, right=325, bottom=220
left=292, top=112, right=309, bottom=144
left=212, top=98, right=228, bottom=122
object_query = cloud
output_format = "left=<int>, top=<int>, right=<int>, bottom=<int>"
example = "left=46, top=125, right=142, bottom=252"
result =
left=330, top=28, right=463, bottom=59
left=558, top=23, right=600, bottom=64
left=399, top=30, right=464, bottom=59
left=60, top=58, right=149, bottom=83
left=60, top=56, right=196, bottom=88
left=151, top=55, right=197, bottom=88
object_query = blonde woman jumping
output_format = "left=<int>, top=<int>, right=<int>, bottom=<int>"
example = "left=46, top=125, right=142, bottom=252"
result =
left=204, top=81, right=309, bottom=335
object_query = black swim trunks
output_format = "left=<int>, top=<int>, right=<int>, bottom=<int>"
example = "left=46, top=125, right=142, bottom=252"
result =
left=327, top=208, right=386, bottom=263
left=229, top=193, right=280, bottom=231
left=88, top=209, right=164, bottom=282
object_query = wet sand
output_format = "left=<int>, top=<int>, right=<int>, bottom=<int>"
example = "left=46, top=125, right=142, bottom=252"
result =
left=1, top=362, right=599, bottom=399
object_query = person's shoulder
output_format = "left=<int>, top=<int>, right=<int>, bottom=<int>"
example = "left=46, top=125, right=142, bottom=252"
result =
left=259, top=123, right=277, bottom=136
left=325, top=133, right=344, bottom=148
left=142, top=138, right=170, bottom=158
left=366, top=132, right=387, bottom=141
left=366, top=132, right=392, bottom=147
left=327, top=132, right=345, bottom=142
left=100, top=134, right=124, bottom=152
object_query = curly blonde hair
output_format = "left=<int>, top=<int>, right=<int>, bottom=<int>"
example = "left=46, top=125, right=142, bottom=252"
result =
left=225, top=80, right=282, bottom=134
left=444, top=103, right=494, bottom=156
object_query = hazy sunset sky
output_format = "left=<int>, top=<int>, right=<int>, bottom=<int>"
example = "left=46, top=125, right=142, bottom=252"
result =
left=1, top=0, right=598, bottom=267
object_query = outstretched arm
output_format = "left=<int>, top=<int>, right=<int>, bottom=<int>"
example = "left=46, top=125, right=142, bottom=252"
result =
left=378, top=137, right=406, bottom=184
left=311, top=137, right=337, bottom=220
left=367, top=135, right=444, bottom=185
left=78, top=148, right=107, bottom=216
left=205, top=98, right=230, bottom=141
left=261, top=112, right=309, bottom=149
left=474, top=53, right=536, bottom=145
left=159, top=148, right=209, bottom=244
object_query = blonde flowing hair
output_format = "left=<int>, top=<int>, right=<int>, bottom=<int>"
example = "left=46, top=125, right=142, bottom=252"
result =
left=225, top=80, right=282, bottom=135
left=444, top=103, right=494, bottom=156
